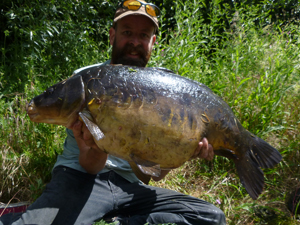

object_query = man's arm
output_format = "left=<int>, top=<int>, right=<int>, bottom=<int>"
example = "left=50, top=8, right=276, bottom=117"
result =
left=71, top=120, right=108, bottom=174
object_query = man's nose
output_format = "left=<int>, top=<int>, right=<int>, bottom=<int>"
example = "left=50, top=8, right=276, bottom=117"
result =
left=129, top=35, right=141, bottom=47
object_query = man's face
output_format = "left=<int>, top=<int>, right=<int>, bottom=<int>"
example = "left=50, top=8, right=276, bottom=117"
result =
left=109, top=15, right=156, bottom=67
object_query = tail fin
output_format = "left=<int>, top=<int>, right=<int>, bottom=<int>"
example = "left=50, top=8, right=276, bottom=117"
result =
left=249, top=133, right=282, bottom=169
left=235, top=152, right=264, bottom=199
left=234, top=132, right=282, bottom=200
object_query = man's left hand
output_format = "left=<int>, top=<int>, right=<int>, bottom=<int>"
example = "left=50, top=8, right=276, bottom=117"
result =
left=190, top=137, right=214, bottom=161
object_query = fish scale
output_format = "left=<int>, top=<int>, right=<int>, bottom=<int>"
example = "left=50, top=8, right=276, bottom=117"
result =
left=27, top=64, right=282, bottom=200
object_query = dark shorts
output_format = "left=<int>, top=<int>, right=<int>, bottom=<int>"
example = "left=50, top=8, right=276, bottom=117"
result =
left=0, top=166, right=226, bottom=225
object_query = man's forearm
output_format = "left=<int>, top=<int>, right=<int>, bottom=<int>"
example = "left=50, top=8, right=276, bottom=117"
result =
left=79, top=147, right=108, bottom=174
left=71, top=120, right=108, bottom=174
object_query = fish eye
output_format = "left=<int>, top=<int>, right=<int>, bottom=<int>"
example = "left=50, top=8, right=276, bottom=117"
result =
left=45, top=87, right=54, bottom=95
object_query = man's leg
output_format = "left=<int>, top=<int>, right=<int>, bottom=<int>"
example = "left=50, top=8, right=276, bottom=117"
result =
left=0, top=166, right=113, bottom=225
left=108, top=172, right=226, bottom=225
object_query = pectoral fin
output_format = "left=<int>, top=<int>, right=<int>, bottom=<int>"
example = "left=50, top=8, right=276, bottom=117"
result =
left=214, top=148, right=239, bottom=160
left=129, top=162, right=151, bottom=184
left=79, top=111, right=104, bottom=141
left=130, top=154, right=161, bottom=177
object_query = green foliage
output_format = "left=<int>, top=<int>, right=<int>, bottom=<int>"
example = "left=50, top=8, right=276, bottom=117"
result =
left=0, top=93, right=65, bottom=202
left=1, top=0, right=300, bottom=224
left=0, top=0, right=116, bottom=94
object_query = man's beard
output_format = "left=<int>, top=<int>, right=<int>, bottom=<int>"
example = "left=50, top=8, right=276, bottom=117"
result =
left=111, top=39, right=151, bottom=67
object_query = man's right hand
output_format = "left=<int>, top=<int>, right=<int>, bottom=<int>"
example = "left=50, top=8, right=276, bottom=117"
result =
left=71, top=120, right=108, bottom=174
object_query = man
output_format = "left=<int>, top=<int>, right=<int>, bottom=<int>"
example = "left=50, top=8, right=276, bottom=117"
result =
left=0, top=1, right=226, bottom=224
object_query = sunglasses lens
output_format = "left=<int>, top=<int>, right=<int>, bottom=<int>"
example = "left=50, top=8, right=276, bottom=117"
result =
left=122, top=0, right=131, bottom=7
left=146, top=5, right=160, bottom=17
left=122, top=1, right=161, bottom=17
left=124, top=0, right=141, bottom=10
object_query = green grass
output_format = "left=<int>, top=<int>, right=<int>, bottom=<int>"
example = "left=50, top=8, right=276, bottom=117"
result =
left=1, top=0, right=300, bottom=224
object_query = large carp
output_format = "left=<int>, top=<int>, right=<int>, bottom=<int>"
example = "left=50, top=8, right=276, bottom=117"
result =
left=27, top=65, right=282, bottom=200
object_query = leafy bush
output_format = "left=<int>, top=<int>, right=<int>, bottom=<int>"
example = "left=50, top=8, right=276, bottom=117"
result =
left=0, top=0, right=117, bottom=94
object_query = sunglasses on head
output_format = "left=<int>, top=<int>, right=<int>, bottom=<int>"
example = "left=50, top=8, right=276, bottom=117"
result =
left=119, top=0, right=161, bottom=17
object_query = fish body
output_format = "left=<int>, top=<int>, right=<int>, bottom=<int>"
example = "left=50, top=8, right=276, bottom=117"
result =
left=27, top=65, right=282, bottom=199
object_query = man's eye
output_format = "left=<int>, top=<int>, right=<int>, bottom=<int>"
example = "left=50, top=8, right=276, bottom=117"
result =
left=141, top=33, right=150, bottom=39
left=124, top=31, right=131, bottom=35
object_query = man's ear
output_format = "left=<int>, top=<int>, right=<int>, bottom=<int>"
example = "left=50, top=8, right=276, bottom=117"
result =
left=151, top=34, right=156, bottom=48
left=109, top=27, right=116, bottom=46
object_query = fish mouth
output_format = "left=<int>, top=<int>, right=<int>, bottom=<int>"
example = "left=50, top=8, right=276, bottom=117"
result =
left=26, top=101, right=38, bottom=120
left=27, top=112, right=38, bottom=120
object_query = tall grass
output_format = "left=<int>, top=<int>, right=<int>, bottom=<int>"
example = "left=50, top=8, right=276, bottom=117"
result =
left=149, top=1, right=300, bottom=224
left=0, top=93, right=66, bottom=202
left=1, top=0, right=300, bottom=224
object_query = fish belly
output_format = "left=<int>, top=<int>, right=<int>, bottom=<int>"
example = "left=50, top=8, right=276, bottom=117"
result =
left=89, top=95, right=206, bottom=169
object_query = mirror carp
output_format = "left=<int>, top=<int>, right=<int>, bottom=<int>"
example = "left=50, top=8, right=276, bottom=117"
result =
left=27, top=65, right=282, bottom=200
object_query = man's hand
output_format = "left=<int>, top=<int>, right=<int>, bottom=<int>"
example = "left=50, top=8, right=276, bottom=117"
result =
left=152, top=138, right=214, bottom=182
left=191, top=137, right=214, bottom=161
left=71, top=120, right=108, bottom=174
left=72, top=120, right=100, bottom=150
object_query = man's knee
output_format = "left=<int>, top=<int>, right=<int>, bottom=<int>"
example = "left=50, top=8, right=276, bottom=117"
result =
left=207, top=205, right=226, bottom=225
left=215, top=207, right=226, bottom=224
